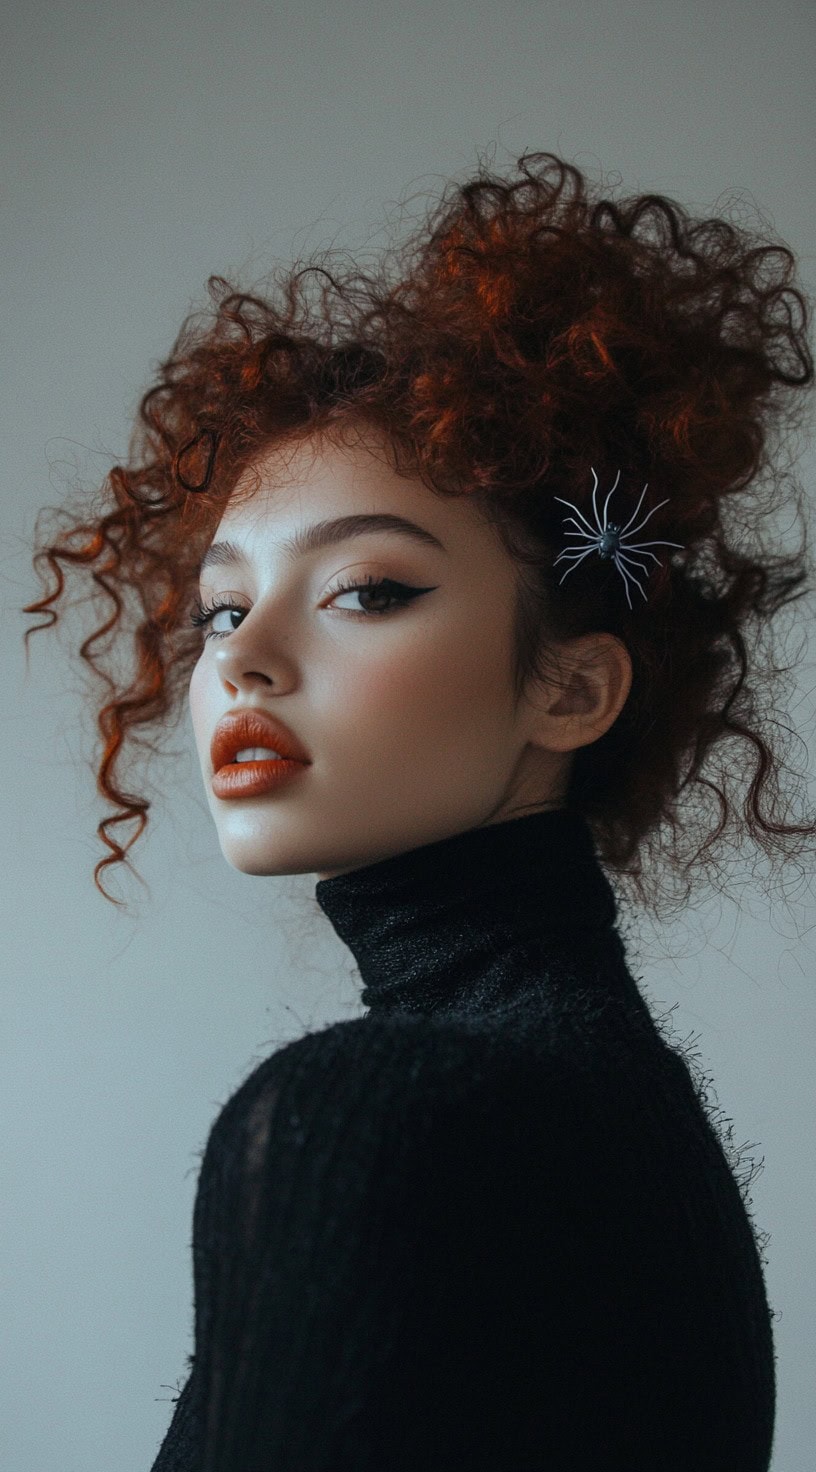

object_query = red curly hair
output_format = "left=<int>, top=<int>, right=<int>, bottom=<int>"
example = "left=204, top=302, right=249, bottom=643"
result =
left=22, top=151, right=816, bottom=916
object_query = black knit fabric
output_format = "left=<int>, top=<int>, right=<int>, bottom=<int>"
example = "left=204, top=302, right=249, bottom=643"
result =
left=149, top=808, right=776, bottom=1471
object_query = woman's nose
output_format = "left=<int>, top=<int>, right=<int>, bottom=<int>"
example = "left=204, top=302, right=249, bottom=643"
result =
left=213, top=618, right=295, bottom=693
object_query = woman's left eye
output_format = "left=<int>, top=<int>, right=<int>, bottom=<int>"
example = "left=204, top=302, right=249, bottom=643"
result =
left=326, top=574, right=435, bottom=616
left=189, top=576, right=435, bottom=638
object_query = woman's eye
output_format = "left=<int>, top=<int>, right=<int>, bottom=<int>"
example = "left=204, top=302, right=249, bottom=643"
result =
left=326, top=575, right=435, bottom=616
left=189, top=577, right=435, bottom=638
left=189, top=599, right=248, bottom=638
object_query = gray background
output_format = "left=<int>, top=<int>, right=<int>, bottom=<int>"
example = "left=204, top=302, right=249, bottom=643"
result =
left=2, top=2, right=815, bottom=1468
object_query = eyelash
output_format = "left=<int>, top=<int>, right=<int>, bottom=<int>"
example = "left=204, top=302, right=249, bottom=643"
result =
left=189, top=574, right=432, bottom=638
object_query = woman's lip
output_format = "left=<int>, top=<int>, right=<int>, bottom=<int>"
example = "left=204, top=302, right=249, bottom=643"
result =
left=210, top=708, right=311, bottom=770
left=211, top=758, right=309, bottom=800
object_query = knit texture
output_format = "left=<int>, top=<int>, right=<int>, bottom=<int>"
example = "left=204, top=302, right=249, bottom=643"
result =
left=149, top=808, right=776, bottom=1471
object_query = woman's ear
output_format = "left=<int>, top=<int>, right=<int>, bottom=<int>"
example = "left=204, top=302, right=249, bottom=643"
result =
left=527, top=633, right=633, bottom=754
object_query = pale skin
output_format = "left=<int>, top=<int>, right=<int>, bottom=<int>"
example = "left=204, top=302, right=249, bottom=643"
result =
left=188, top=421, right=633, bottom=881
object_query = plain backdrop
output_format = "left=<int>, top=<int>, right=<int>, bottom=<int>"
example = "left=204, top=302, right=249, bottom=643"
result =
left=2, top=2, right=815, bottom=1469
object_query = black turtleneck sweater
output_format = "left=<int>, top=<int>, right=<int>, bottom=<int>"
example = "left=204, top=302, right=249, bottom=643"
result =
left=149, top=809, right=776, bottom=1471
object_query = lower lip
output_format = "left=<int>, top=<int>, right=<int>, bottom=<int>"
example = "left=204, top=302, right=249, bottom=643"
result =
left=211, top=759, right=310, bottom=799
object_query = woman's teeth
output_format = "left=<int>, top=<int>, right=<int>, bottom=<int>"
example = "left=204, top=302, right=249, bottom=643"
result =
left=234, top=747, right=283, bottom=762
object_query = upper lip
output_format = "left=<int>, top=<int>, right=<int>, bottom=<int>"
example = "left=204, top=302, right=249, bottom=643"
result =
left=210, top=708, right=312, bottom=771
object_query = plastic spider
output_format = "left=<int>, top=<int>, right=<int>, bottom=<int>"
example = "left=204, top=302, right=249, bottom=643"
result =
left=553, top=468, right=685, bottom=611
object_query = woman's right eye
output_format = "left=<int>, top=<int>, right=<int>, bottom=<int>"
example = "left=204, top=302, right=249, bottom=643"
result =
left=189, top=597, right=247, bottom=638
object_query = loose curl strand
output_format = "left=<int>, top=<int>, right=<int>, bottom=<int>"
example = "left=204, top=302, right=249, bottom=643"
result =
left=22, top=150, right=816, bottom=918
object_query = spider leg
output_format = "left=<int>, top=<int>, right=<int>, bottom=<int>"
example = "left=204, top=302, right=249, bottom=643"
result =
left=626, top=538, right=686, bottom=550
left=615, top=562, right=653, bottom=597
left=558, top=515, right=597, bottom=538
left=615, top=551, right=656, bottom=585
left=553, top=544, right=597, bottom=567
left=621, top=497, right=672, bottom=539
left=600, top=467, right=621, bottom=532
left=618, top=482, right=651, bottom=538
left=553, top=534, right=597, bottom=559
left=555, top=547, right=598, bottom=581
left=589, top=467, right=601, bottom=533
left=618, top=545, right=662, bottom=569
left=615, top=566, right=634, bottom=612
left=613, top=552, right=648, bottom=608
left=589, top=467, right=604, bottom=534
left=553, top=497, right=597, bottom=537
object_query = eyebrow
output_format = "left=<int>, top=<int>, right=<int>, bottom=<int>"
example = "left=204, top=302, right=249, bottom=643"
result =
left=197, top=512, right=447, bottom=576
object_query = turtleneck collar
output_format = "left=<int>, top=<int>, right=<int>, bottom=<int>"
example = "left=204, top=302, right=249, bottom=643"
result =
left=314, top=808, right=628, bottom=1018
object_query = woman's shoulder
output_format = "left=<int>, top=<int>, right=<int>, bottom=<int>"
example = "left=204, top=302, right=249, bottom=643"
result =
left=197, top=995, right=686, bottom=1188
left=192, top=1001, right=769, bottom=1307
left=198, top=1011, right=508, bottom=1167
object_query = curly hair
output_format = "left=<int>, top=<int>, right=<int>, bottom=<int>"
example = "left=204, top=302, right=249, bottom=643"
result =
left=22, top=150, right=816, bottom=918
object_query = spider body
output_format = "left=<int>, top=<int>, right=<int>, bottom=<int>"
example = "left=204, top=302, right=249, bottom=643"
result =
left=597, top=524, right=623, bottom=559
left=553, top=468, right=685, bottom=611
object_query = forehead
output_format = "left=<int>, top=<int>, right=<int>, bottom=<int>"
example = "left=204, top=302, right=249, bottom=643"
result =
left=214, top=425, right=500, bottom=553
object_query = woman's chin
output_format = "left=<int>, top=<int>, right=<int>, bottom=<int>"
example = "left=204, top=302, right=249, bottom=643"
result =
left=214, top=832, right=308, bottom=878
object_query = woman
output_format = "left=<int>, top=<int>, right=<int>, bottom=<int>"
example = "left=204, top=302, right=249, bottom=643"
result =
left=24, top=152, right=814, bottom=1470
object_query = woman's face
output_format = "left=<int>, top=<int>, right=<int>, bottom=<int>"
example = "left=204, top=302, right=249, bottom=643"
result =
left=188, top=423, right=570, bottom=879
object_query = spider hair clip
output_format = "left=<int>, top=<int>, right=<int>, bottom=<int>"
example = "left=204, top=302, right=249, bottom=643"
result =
left=553, top=468, right=685, bottom=611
